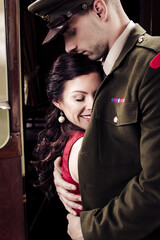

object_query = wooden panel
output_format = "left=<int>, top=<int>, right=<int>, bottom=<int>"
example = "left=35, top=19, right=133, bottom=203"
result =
left=5, top=0, right=21, bottom=134
left=140, top=0, right=152, bottom=33
left=140, top=0, right=160, bottom=35
left=0, top=0, right=26, bottom=239
left=0, top=157, right=25, bottom=240
left=151, top=0, right=160, bottom=35
left=0, top=133, right=21, bottom=159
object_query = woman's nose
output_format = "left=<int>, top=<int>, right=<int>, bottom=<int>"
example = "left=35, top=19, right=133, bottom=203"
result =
left=86, top=96, right=94, bottom=110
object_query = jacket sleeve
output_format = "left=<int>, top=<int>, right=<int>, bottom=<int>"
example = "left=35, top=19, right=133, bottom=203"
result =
left=80, top=60, right=160, bottom=240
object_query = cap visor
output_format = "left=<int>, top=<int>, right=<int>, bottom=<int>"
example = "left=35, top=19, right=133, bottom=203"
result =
left=42, top=22, right=67, bottom=44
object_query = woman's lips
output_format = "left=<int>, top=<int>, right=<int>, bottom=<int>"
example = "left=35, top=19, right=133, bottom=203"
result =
left=81, top=115, right=91, bottom=121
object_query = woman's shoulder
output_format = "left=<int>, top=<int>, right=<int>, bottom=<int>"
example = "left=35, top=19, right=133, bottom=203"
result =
left=68, top=131, right=84, bottom=183
left=62, top=130, right=84, bottom=160
left=67, top=130, right=84, bottom=148
left=70, top=130, right=85, bottom=140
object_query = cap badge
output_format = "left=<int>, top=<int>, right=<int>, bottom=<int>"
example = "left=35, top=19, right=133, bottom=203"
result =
left=82, top=3, right=88, bottom=10
left=35, top=12, right=50, bottom=21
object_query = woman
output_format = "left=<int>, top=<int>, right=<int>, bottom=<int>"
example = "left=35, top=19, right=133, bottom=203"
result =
left=33, top=52, right=102, bottom=214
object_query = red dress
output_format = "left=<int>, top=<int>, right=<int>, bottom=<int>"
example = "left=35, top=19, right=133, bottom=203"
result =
left=61, top=131, right=84, bottom=215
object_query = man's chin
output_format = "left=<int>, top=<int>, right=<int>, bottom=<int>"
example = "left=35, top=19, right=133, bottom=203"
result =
left=88, top=54, right=102, bottom=61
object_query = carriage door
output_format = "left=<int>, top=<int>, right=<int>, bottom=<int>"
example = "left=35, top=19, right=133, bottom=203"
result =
left=0, top=0, right=26, bottom=240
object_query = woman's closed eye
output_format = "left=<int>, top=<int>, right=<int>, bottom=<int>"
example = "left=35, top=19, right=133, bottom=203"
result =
left=73, top=94, right=85, bottom=102
left=76, top=96, right=85, bottom=102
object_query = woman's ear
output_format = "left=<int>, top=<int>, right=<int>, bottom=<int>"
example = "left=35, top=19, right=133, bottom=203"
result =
left=52, top=100, right=62, bottom=110
left=93, top=0, right=108, bottom=20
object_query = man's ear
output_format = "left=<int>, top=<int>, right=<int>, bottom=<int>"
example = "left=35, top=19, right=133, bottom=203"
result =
left=52, top=100, right=62, bottom=110
left=93, top=0, right=108, bottom=20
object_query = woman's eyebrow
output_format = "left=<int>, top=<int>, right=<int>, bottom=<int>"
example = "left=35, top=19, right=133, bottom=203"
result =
left=71, top=90, right=87, bottom=94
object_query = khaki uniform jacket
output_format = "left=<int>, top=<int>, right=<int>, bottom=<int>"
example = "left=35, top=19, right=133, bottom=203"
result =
left=78, top=24, right=160, bottom=240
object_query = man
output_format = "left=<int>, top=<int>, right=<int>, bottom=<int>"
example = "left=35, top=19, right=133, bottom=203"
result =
left=28, top=0, right=160, bottom=239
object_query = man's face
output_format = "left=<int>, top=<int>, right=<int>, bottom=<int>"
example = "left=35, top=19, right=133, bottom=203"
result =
left=62, top=11, right=108, bottom=60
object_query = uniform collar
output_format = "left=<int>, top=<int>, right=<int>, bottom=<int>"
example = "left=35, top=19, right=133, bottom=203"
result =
left=103, top=21, right=135, bottom=76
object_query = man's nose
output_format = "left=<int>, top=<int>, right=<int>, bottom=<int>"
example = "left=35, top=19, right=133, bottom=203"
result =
left=65, top=38, right=77, bottom=53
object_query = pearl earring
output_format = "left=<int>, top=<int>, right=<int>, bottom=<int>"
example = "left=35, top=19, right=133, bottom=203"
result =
left=58, top=111, right=65, bottom=123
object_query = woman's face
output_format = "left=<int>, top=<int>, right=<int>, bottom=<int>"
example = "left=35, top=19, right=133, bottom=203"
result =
left=54, top=72, right=101, bottom=130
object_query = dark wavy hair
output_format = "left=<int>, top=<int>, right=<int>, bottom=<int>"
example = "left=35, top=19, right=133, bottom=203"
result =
left=32, top=52, right=103, bottom=199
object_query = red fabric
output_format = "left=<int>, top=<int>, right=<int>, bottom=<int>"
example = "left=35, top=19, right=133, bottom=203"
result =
left=150, top=52, right=160, bottom=69
left=61, top=131, right=85, bottom=215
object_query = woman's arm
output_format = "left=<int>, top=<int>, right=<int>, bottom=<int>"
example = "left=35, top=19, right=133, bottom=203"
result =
left=53, top=157, right=82, bottom=215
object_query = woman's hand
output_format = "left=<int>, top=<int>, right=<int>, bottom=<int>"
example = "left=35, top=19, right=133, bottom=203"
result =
left=53, top=157, right=83, bottom=215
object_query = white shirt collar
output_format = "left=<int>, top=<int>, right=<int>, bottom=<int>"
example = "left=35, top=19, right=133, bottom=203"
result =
left=103, top=21, right=135, bottom=76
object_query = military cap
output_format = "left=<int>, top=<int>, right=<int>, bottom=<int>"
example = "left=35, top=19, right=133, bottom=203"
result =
left=28, top=0, right=94, bottom=44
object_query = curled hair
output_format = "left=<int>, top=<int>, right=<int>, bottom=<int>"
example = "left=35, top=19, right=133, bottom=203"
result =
left=33, top=53, right=103, bottom=199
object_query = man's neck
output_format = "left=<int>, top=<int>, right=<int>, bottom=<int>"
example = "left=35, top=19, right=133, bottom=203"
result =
left=103, top=20, right=135, bottom=75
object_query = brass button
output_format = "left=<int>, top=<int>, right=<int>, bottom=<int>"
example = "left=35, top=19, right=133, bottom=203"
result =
left=138, top=36, right=144, bottom=43
left=113, top=116, right=118, bottom=124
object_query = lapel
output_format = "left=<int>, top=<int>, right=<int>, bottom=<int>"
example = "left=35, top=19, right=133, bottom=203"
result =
left=93, top=24, right=146, bottom=105
left=111, top=24, right=146, bottom=74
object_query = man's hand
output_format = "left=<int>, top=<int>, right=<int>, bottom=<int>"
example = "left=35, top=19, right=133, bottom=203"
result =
left=53, top=157, right=83, bottom=215
left=67, top=214, right=84, bottom=240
